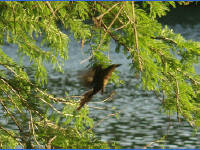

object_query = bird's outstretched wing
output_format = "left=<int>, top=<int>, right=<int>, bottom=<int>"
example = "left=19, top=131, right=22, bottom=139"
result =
left=78, top=65, right=102, bottom=88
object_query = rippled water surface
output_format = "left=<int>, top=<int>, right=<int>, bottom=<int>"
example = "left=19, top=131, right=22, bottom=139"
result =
left=2, top=6, right=200, bottom=149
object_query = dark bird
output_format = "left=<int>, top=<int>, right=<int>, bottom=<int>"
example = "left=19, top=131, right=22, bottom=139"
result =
left=77, top=64, right=121, bottom=110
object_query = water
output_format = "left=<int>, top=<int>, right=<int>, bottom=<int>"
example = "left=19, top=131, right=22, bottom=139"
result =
left=2, top=5, right=200, bottom=149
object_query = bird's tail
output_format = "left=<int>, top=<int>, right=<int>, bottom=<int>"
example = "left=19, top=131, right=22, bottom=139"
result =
left=77, top=89, right=94, bottom=110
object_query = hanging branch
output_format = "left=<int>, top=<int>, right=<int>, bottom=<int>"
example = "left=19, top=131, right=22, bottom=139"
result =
left=131, top=2, right=143, bottom=71
left=175, top=79, right=181, bottom=122
left=167, top=72, right=181, bottom=122
left=167, top=72, right=194, bottom=127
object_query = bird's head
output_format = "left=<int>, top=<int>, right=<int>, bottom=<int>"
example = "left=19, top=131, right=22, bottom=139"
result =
left=109, top=64, right=121, bottom=69
left=113, top=64, right=121, bottom=68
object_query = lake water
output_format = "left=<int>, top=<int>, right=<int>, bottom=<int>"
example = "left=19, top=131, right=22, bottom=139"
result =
left=2, top=5, right=200, bottom=149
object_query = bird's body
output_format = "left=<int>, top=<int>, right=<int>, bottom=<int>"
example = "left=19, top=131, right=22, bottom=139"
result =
left=77, top=64, right=121, bottom=110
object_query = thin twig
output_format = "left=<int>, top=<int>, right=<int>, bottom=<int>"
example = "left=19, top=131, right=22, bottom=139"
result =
left=36, top=88, right=78, bottom=105
left=176, top=68, right=200, bottom=85
left=39, top=97, right=76, bottom=117
left=90, top=91, right=116, bottom=104
left=80, top=55, right=93, bottom=64
left=96, top=5, right=123, bottom=51
left=91, top=111, right=121, bottom=130
left=114, top=20, right=130, bottom=32
left=122, top=4, right=134, bottom=24
left=101, top=21, right=131, bottom=51
left=46, top=135, right=57, bottom=149
left=29, top=110, right=42, bottom=148
left=152, top=36, right=177, bottom=45
left=89, top=106, right=106, bottom=110
left=144, top=137, right=166, bottom=149
left=88, top=107, right=124, bottom=131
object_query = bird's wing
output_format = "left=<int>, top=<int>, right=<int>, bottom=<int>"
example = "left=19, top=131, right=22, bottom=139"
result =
left=78, top=68, right=96, bottom=88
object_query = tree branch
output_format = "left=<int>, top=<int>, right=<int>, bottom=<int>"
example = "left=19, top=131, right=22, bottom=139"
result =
left=131, top=2, right=143, bottom=71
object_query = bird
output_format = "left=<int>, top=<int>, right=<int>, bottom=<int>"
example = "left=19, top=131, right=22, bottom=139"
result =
left=77, top=64, right=121, bottom=110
